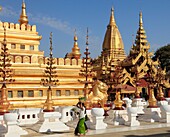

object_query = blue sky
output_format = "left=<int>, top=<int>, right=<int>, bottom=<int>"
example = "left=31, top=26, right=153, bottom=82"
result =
left=0, top=0, right=170, bottom=58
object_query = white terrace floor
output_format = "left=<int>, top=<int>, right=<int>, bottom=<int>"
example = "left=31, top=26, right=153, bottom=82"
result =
left=21, top=120, right=170, bottom=137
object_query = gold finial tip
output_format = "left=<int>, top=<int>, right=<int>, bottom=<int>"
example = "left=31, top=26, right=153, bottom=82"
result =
left=109, top=6, right=116, bottom=25
left=74, top=35, right=78, bottom=41
left=22, top=0, right=26, bottom=6
left=140, top=11, right=142, bottom=16
left=139, top=11, right=143, bottom=25
left=111, top=6, right=114, bottom=12
left=74, top=29, right=78, bottom=41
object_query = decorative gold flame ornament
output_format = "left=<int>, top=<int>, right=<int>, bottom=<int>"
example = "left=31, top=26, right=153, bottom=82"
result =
left=43, top=87, right=54, bottom=112
left=0, top=27, right=15, bottom=115
left=147, top=88, right=158, bottom=108
left=135, top=86, right=141, bottom=98
left=156, top=66, right=166, bottom=101
left=113, top=91, right=124, bottom=110
left=0, top=84, right=10, bottom=115
left=79, top=28, right=95, bottom=109
left=41, top=32, right=58, bottom=112
left=157, top=86, right=165, bottom=101
left=134, top=66, right=141, bottom=98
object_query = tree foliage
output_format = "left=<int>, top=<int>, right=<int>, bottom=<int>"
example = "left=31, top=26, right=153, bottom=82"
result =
left=153, top=44, right=170, bottom=72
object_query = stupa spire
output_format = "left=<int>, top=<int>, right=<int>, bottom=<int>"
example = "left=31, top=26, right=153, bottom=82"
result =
left=139, top=11, right=143, bottom=28
left=102, top=7, right=126, bottom=63
left=18, top=0, right=28, bottom=25
left=134, top=11, right=149, bottom=51
left=109, top=6, right=116, bottom=26
left=71, top=29, right=81, bottom=59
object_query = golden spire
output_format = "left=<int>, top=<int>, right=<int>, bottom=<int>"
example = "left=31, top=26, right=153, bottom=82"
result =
left=71, top=29, right=81, bottom=59
left=18, top=0, right=28, bottom=25
left=109, top=6, right=116, bottom=26
left=134, top=11, right=149, bottom=51
left=139, top=11, right=143, bottom=29
left=102, top=7, right=126, bottom=63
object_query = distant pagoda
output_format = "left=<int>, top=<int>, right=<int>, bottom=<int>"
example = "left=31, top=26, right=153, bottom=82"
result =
left=65, top=30, right=81, bottom=59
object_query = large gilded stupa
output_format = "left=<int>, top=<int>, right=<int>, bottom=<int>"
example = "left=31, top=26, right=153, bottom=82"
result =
left=93, top=7, right=126, bottom=79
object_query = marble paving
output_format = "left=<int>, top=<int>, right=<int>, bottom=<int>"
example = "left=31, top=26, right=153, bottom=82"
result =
left=20, top=118, right=170, bottom=137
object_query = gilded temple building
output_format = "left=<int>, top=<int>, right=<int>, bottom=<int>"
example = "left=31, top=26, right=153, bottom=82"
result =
left=0, top=1, right=85, bottom=109
left=119, top=12, right=170, bottom=99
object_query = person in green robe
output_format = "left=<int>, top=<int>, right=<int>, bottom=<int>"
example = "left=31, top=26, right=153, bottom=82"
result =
left=74, top=102, right=88, bottom=136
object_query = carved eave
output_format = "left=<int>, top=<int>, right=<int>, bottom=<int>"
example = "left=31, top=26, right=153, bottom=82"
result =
left=163, top=79, right=170, bottom=88
left=121, top=58, right=133, bottom=66
left=0, top=35, right=42, bottom=41
left=0, top=22, right=42, bottom=44
left=152, top=60, right=159, bottom=66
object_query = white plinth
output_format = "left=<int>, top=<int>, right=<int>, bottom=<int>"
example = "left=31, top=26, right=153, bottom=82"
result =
left=0, top=115, right=6, bottom=136
left=160, top=105, right=170, bottom=123
left=157, top=100, right=168, bottom=107
left=165, top=98, right=170, bottom=105
left=124, top=99, right=132, bottom=108
left=60, top=106, right=75, bottom=123
left=86, top=109, right=92, bottom=125
left=132, top=98, right=146, bottom=114
left=125, top=107, right=140, bottom=127
left=89, top=108, right=107, bottom=130
left=90, top=116, right=107, bottom=130
left=0, top=115, right=6, bottom=135
left=33, top=112, right=70, bottom=133
left=4, top=113, right=28, bottom=137
left=143, top=107, right=161, bottom=123
left=17, top=108, right=41, bottom=126
left=113, top=110, right=126, bottom=126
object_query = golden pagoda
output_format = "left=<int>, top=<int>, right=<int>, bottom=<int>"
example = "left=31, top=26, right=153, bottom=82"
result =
left=102, top=7, right=126, bottom=63
left=0, top=1, right=85, bottom=109
left=93, top=7, right=126, bottom=80
left=120, top=12, right=170, bottom=99
left=65, top=30, right=81, bottom=59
